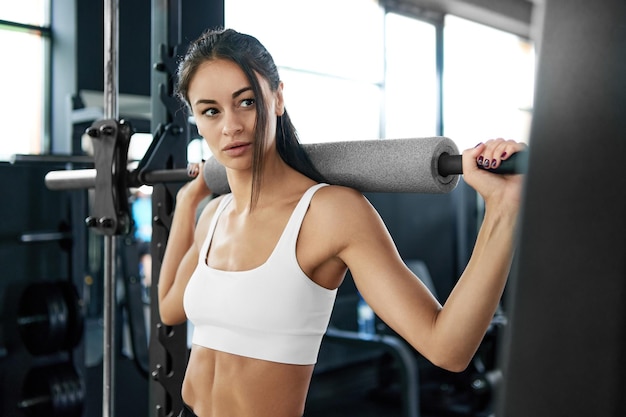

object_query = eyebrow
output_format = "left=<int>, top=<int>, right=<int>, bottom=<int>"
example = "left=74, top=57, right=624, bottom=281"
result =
left=193, top=86, right=253, bottom=106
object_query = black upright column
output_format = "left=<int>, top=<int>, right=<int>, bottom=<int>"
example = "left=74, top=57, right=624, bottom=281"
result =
left=148, top=2, right=224, bottom=417
left=497, top=0, right=626, bottom=416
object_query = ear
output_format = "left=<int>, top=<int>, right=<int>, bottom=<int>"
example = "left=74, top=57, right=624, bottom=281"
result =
left=275, top=81, right=285, bottom=116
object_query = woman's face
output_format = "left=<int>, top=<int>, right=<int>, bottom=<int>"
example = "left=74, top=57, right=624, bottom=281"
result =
left=187, top=58, right=284, bottom=171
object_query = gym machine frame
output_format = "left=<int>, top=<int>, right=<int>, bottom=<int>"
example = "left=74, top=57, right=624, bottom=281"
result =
left=44, top=1, right=194, bottom=416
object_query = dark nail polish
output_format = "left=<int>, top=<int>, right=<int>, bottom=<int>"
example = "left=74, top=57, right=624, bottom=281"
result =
left=491, top=159, right=497, bottom=168
left=475, top=142, right=483, bottom=148
left=483, top=159, right=490, bottom=168
left=501, top=152, right=508, bottom=158
left=477, top=156, right=483, bottom=164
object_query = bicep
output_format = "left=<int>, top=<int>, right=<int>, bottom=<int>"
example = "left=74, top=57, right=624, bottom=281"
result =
left=159, top=243, right=199, bottom=325
left=336, top=195, right=442, bottom=352
left=159, top=200, right=216, bottom=325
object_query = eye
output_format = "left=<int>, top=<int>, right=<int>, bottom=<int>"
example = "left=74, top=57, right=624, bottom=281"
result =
left=240, top=98, right=256, bottom=108
left=202, top=107, right=219, bottom=117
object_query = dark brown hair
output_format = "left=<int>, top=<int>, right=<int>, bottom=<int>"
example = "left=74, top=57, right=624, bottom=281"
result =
left=176, top=28, right=326, bottom=207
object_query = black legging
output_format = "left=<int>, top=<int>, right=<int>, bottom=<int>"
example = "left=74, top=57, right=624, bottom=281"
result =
left=178, top=404, right=197, bottom=417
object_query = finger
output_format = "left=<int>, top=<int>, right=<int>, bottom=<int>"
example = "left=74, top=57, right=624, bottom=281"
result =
left=463, top=142, right=487, bottom=174
left=475, top=140, right=497, bottom=169
left=486, top=139, right=510, bottom=169
left=187, top=162, right=202, bottom=178
left=479, top=139, right=521, bottom=170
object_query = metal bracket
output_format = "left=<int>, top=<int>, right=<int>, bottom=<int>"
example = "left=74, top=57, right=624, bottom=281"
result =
left=84, top=118, right=133, bottom=236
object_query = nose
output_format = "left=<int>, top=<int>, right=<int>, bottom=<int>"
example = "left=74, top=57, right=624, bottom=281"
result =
left=222, top=111, right=243, bottom=136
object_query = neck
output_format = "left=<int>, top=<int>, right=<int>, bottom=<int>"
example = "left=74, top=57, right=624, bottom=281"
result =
left=225, top=149, right=297, bottom=212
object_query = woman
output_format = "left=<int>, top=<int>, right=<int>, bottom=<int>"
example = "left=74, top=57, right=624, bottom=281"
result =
left=158, top=28, right=525, bottom=417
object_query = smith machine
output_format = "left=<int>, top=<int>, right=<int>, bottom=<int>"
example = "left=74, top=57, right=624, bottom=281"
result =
left=44, top=1, right=222, bottom=416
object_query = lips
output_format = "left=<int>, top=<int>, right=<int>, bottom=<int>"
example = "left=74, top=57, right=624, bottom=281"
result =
left=223, top=141, right=252, bottom=156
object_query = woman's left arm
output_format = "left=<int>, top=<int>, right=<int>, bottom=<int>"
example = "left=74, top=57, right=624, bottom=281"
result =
left=337, top=139, right=525, bottom=372
left=432, top=139, right=525, bottom=370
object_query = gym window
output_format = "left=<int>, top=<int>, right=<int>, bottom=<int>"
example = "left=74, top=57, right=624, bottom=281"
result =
left=189, top=0, right=388, bottom=162
left=225, top=0, right=385, bottom=145
left=0, top=1, right=51, bottom=161
left=443, top=15, right=535, bottom=151
left=3, top=2, right=535, bottom=163
left=384, top=12, right=439, bottom=139
left=223, top=1, right=535, bottom=154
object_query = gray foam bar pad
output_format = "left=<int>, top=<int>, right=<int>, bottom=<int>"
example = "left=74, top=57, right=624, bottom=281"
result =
left=203, top=137, right=459, bottom=194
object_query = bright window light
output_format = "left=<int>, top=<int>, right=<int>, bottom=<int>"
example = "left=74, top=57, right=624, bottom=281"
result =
left=0, top=1, right=48, bottom=26
left=443, top=15, right=535, bottom=151
left=384, top=13, right=438, bottom=140
left=225, top=0, right=384, bottom=144
left=0, top=29, right=47, bottom=160
left=0, top=1, right=49, bottom=161
left=226, top=0, right=384, bottom=83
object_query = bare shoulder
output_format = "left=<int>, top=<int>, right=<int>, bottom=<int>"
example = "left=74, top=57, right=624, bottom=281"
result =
left=308, top=185, right=385, bottom=239
left=301, top=184, right=398, bottom=279
left=310, top=185, right=375, bottom=218
left=198, top=194, right=225, bottom=218
left=194, top=194, right=227, bottom=239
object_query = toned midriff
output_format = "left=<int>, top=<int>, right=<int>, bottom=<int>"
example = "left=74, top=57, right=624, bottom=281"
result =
left=182, top=344, right=315, bottom=417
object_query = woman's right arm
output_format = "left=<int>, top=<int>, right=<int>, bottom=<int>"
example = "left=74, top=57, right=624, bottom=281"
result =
left=158, top=168, right=215, bottom=325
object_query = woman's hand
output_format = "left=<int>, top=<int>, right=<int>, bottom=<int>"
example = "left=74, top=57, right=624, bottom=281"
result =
left=461, top=139, right=526, bottom=214
left=177, top=162, right=213, bottom=206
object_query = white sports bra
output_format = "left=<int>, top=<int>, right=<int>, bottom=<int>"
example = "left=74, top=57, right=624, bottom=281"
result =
left=183, top=183, right=337, bottom=365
